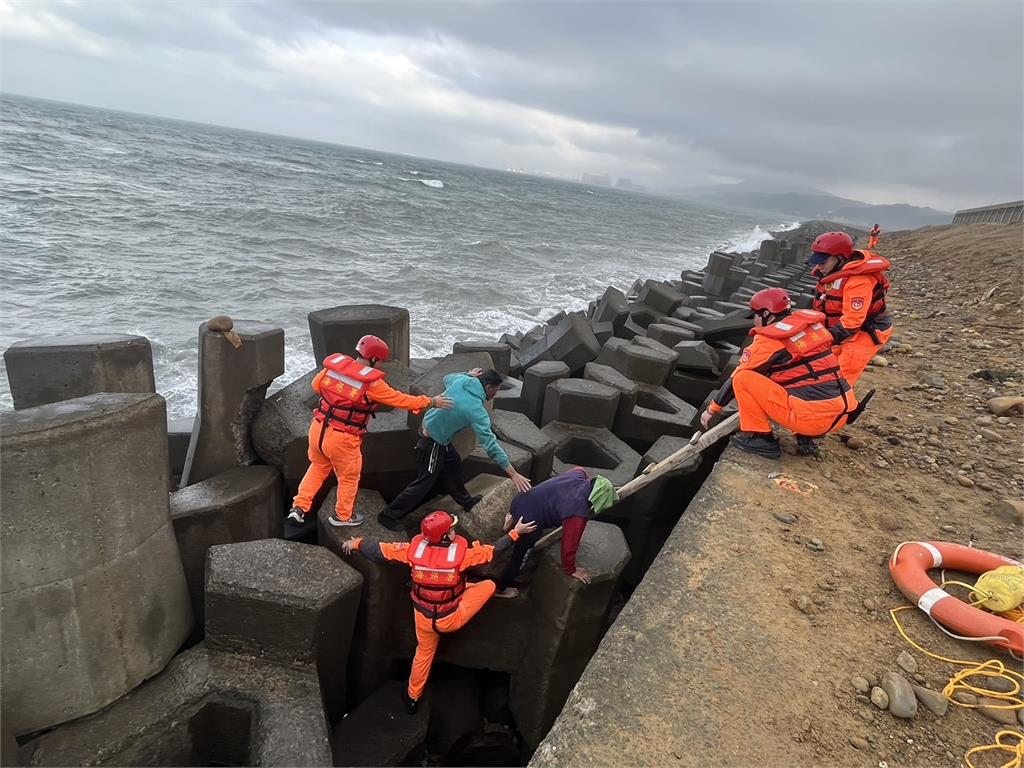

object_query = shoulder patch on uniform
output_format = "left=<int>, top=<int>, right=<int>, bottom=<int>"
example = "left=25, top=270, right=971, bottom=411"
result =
left=391, top=542, right=409, bottom=551
left=740, top=349, right=752, bottom=363
left=851, top=298, right=865, bottom=311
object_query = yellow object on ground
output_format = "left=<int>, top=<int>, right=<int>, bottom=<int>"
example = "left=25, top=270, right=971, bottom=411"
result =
left=973, top=566, right=1024, bottom=614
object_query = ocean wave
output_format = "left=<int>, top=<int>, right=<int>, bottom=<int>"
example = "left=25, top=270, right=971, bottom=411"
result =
left=399, top=177, right=444, bottom=188
left=720, top=221, right=800, bottom=253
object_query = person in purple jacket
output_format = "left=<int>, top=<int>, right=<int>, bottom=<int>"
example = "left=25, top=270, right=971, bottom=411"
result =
left=494, top=468, right=618, bottom=597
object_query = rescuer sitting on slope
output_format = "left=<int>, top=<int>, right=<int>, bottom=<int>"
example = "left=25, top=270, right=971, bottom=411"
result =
left=287, top=335, right=452, bottom=528
left=807, top=230, right=894, bottom=386
left=342, top=510, right=538, bottom=713
left=700, top=288, right=859, bottom=458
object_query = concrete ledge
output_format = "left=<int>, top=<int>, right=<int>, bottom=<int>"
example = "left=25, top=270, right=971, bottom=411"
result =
left=532, top=446, right=829, bottom=767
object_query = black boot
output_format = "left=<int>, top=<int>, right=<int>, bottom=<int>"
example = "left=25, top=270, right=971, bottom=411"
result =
left=463, top=495, right=483, bottom=513
left=796, top=435, right=820, bottom=456
left=401, top=689, right=419, bottom=715
left=730, top=431, right=782, bottom=458
left=377, top=511, right=406, bottom=531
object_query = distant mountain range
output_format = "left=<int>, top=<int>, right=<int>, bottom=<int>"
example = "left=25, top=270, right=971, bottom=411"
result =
left=672, top=182, right=952, bottom=231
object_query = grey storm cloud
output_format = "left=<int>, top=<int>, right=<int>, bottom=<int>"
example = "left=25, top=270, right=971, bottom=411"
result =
left=1, top=0, right=1021, bottom=209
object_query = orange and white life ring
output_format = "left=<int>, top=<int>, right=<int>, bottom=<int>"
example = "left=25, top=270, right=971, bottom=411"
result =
left=889, top=541, right=1023, bottom=656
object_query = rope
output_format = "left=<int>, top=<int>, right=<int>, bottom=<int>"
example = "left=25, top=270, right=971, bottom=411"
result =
left=965, top=731, right=1023, bottom=768
left=890, top=582, right=1023, bottom=768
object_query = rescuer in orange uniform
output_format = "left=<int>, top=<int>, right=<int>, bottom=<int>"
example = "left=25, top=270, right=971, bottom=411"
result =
left=342, top=510, right=538, bottom=712
left=287, top=335, right=452, bottom=528
left=868, top=224, right=881, bottom=248
left=700, top=288, right=859, bottom=458
left=807, top=231, right=894, bottom=386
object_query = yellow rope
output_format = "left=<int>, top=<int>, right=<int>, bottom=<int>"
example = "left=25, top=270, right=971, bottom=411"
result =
left=965, top=730, right=1023, bottom=768
left=890, top=578, right=1023, bottom=768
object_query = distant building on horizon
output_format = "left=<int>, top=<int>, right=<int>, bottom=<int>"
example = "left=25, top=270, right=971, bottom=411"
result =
left=581, top=172, right=611, bottom=187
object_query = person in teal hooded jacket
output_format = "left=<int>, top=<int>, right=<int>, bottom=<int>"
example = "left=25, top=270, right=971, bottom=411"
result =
left=378, top=368, right=533, bottom=530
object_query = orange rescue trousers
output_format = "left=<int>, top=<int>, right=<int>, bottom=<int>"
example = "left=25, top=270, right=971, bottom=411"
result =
left=408, top=580, right=497, bottom=701
left=835, top=328, right=892, bottom=387
left=292, top=420, right=363, bottom=522
left=732, top=368, right=856, bottom=437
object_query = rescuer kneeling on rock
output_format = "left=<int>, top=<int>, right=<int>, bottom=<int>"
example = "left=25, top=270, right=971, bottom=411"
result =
left=494, top=468, right=618, bottom=597
left=287, top=335, right=452, bottom=528
left=807, top=230, right=894, bottom=386
left=342, top=511, right=537, bottom=713
left=700, top=288, right=858, bottom=458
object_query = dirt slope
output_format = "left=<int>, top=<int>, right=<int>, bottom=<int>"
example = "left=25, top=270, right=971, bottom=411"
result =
left=535, top=222, right=1023, bottom=768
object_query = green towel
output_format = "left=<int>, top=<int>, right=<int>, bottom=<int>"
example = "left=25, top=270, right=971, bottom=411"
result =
left=588, top=475, right=619, bottom=514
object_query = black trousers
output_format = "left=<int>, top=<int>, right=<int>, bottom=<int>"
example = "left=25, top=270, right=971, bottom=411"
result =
left=496, top=528, right=543, bottom=590
left=380, top=437, right=474, bottom=522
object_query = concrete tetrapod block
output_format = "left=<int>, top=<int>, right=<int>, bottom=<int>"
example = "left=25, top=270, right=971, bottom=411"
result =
left=638, top=280, right=685, bottom=315
left=409, top=352, right=495, bottom=458
left=541, top=377, right=620, bottom=429
left=251, top=368, right=319, bottom=497
left=318, top=489, right=411, bottom=705
left=672, top=339, right=722, bottom=375
left=602, top=436, right=704, bottom=586
left=660, top=315, right=705, bottom=338
left=168, top=414, right=194, bottom=489
left=666, top=369, right=723, bottom=408
left=181, top=320, right=285, bottom=487
left=521, top=360, right=570, bottom=426
left=493, top=375, right=525, bottom=414
left=453, top=341, right=512, bottom=375
left=308, top=304, right=411, bottom=367
left=583, top=361, right=639, bottom=430
left=541, top=421, right=641, bottom=488
left=626, top=302, right=663, bottom=329
left=592, top=286, right=630, bottom=331
left=0, top=394, right=193, bottom=736
left=205, top=539, right=361, bottom=725
left=511, top=521, right=630, bottom=747
left=491, top=409, right=556, bottom=484
left=595, top=337, right=675, bottom=386
left=615, top=384, right=699, bottom=451
left=169, top=466, right=285, bottom=634
left=3, top=334, right=155, bottom=410
left=462, top=440, right=533, bottom=484
left=332, top=681, right=430, bottom=767
left=646, top=322, right=696, bottom=347
left=20, top=646, right=332, bottom=767
left=520, top=313, right=601, bottom=374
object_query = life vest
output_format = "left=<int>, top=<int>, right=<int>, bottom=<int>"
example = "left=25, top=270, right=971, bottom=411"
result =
left=408, top=534, right=469, bottom=620
left=314, top=353, right=385, bottom=435
left=813, top=251, right=891, bottom=333
left=752, top=310, right=845, bottom=395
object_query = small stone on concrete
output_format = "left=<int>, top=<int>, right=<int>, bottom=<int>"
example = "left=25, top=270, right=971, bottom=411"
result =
left=881, top=672, right=917, bottom=719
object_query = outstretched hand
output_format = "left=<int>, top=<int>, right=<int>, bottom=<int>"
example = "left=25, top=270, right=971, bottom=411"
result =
left=431, top=394, right=454, bottom=410
left=510, top=471, right=532, bottom=493
left=468, top=367, right=484, bottom=377
left=503, top=512, right=513, bottom=532
left=700, top=408, right=714, bottom=430
left=571, top=568, right=592, bottom=584
left=341, top=537, right=360, bottom=555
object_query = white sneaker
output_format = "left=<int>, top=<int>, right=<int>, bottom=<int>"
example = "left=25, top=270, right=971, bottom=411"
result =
left=328, top=513, right=364, bottom=527
left=286, top=508, right=305, bottom=524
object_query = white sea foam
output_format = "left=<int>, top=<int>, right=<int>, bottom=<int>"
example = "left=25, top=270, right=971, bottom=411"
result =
left=720, top=221, right=801, bottom=253
left=419, top=179, right=444, bottom=188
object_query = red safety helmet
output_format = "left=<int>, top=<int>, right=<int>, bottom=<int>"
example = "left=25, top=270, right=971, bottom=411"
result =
left=421, top=511, right=457, bottom=544
left=810, top=231, right=854, bottom=258
left=747, top=287, right=792, bottom=318
left=355, top=335, right=390, bottom=363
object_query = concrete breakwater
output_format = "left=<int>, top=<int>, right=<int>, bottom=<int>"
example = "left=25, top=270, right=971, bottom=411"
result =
left=1, top=222, right=841, bottom=766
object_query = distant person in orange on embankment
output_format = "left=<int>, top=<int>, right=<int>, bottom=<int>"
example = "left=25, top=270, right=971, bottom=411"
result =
left=807, top=231, right=894, bottom=386
left=868, top=224, right=881, bottom=248
left=700, top=288, right=864, bottom=458
left=286, top=335, right=452, bottom=528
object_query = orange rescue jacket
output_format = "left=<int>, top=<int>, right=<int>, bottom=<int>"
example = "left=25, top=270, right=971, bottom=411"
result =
left=407, top=534, right=469, bottom=619
left=814, top=251, right=892, bottom=340
left=315, top=354, right=386, bottom=434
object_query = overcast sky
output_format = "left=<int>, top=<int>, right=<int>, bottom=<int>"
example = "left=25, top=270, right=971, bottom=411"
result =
left=2, top=1, right=1021, bottom=210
